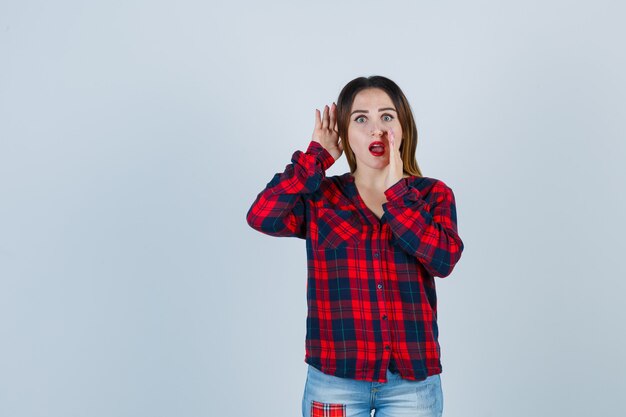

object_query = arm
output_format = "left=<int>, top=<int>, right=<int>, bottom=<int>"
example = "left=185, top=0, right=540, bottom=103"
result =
left=382, top=179, right=464, bottom=278
left=247, top=102, right=342, bottom=238
left=246, top=141, right=335, bottom=238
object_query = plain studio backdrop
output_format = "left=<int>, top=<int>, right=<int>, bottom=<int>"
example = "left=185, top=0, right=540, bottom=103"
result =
left=1, top=1, right=625, bottom=416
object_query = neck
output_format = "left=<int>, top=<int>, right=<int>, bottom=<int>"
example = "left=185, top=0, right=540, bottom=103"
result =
left=352, top=166, right=391, bottom=191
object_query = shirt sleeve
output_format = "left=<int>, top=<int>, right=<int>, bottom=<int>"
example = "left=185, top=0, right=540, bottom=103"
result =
left=382, top=178, right=464, bottom=278
left=246, top=141, right=335, bottom=238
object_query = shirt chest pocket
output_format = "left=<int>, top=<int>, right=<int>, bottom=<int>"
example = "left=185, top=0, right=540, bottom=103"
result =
left=315, top=207, right=362, bottom=250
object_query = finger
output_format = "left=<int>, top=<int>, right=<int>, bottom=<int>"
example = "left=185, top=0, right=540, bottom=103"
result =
left=322, top=105, right=329, bottom=129
left=315, top=109, right=321, bottom=130
left=388, top=132, right=396, bottom=165
left=329, top=102, right=336, bottom=130
left=392, top=129, right=401, bottom=155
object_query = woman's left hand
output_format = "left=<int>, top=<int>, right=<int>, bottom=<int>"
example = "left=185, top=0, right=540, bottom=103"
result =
left=385, top=128, right=404, bottom=190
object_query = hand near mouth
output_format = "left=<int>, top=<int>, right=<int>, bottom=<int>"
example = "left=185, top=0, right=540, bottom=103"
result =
left=385, top=128, right=404, bottom=190
left=312, top=102, right=343, bottom=161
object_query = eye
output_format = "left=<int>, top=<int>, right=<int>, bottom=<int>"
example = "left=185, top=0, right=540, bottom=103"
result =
left=382, top=114, right=394, bottom=122
left=354, top=116, right=366, bottom=123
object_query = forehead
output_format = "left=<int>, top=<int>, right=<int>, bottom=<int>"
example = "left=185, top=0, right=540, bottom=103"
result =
left=351, top=88, right=394, bottom=109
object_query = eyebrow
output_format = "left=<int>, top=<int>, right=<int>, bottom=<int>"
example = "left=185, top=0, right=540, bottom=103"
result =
left=350, top=107, right=397, bottom=116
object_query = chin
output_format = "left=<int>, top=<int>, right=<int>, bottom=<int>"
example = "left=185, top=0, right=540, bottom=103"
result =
left=354, top=153, right=390, bottom=170
left=360, top=161, right=389, bottom=171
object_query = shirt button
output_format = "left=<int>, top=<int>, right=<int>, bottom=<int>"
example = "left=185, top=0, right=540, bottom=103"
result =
left=382, top=315, right=388, bottom=320
left=385, top=345, right=391, bottom=351
left=377, top=283, right=383, bottom=289
left=374, top=252, right=380, bottom=259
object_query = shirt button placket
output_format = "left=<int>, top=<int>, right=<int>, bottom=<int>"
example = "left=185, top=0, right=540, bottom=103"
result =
left=372, top=224, right=391, bottom=379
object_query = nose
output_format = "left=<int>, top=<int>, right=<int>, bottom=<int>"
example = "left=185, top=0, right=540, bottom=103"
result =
left=370, top=124, right=384, bottom=137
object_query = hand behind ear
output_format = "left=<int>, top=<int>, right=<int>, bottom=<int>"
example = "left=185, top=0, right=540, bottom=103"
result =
left=312, top=102, right=343, bottom=161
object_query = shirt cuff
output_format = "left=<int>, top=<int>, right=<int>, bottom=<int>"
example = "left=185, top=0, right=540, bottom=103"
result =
left=384, top=178, right=412, bottom=202
left=306, top=141, right=335, bottom=171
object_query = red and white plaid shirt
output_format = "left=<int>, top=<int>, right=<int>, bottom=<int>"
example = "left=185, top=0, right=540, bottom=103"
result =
left=247, top=141, right=464, bottom=382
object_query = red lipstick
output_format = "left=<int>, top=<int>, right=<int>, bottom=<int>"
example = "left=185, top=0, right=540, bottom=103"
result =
left=368, top=141, right=385, bottom=157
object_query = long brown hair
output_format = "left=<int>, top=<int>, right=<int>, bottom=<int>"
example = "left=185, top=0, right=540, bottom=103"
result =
left=336, top=76, right=422, bottom=177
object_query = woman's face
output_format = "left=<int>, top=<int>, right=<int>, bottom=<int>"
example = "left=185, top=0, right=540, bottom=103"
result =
left=347, top=88, right=403, bottom=172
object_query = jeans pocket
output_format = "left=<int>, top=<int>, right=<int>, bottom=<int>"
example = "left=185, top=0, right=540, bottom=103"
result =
left=311, top=401, right=346, bottom=417
left=415, top=374, right=443, bottom=414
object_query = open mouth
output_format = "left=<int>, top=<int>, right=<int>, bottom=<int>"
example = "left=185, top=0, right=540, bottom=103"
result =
left=368, top=141, right=385, bottom=157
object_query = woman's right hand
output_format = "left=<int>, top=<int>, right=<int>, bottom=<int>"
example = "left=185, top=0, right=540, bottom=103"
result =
left=312, top=102, right=343, bottom=161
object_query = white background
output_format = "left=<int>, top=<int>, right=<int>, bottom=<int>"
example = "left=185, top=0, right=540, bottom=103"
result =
left=1, top=1, right=625, bottom=416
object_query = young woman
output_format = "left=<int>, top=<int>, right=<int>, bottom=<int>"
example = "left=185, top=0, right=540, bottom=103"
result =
left=247, top=76, right=464, bottom=417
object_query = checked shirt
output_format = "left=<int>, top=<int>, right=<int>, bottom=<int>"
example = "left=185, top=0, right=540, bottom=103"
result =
left=246, top=141, right=464, bottom=383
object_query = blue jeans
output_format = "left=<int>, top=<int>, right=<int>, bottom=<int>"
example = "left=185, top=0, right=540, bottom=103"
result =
left=302, top=365, right=443, bottom=417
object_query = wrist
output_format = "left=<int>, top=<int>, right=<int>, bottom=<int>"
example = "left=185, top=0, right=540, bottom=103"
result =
left=306, top=140, right=335, bottom=171
left=384, top=177, right=409, bottom=200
